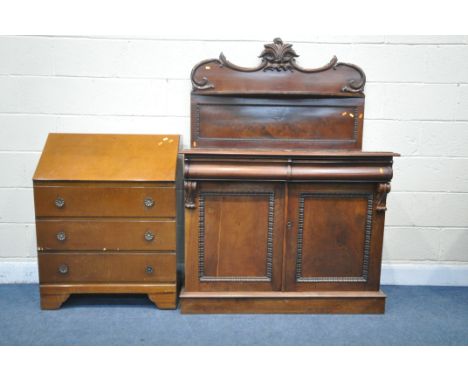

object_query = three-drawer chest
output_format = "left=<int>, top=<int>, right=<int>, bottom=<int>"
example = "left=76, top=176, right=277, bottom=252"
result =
left=33, top=133, right=180, bottom=310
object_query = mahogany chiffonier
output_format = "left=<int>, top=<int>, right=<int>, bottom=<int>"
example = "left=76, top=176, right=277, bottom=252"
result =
left=180, top=38, right=399, bottom=314
left=33, top=133, right=180, bottom=310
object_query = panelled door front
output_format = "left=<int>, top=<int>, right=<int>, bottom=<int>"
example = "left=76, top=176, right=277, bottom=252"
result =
left=284, top=183, right=384, bottom=291
left=185, top=182, right=285, bottom=292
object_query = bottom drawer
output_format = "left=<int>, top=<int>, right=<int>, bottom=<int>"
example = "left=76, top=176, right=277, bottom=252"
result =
left=38, top=253, right=176, bottom=283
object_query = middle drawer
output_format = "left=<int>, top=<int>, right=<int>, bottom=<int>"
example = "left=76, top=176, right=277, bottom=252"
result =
left=36, top=220, right=176, bottom=251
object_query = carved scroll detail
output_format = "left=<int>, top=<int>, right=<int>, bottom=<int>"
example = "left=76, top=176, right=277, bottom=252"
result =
left=218, top=38, right=337, bottom=74
left=334, top=62, right=367, bottom=93
left=376, top=183, right=391, bottom=212
left=291, top=56, right=338, bottom=73
left=219, top=52, right=267, bottom=73
left=184, top=181, right=197, bottom=209
left=190, top=37, right=366, bottom=93
left=190, top=58, right=222, bottom=90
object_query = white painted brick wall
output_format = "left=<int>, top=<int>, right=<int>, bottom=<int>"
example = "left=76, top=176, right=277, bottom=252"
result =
left=0, top=35, right=467, bottom=268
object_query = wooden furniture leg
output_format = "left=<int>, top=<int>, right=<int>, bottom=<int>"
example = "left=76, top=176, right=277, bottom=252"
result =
left=40, top=293, right=70, bottom=310
left=148, top=292, right=177, bottom=309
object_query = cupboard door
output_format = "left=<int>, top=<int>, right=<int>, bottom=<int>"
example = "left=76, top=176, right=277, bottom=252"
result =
left=285, top=183, right=384, bottom=291
left=185, top=182, right=284, bottom=292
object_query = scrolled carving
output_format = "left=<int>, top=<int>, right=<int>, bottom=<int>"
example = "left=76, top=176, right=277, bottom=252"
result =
left=190, top=58, right=222, bottom=90
left=376, top=183, right=391, bottom=212
left=291, top=55, right=338, bottom=74
left=184, top=181, right=197, bottom=209
left=217, top=38, right=337, bottom=74
left=218, top=52, right=266, bottom=73
left=190, top=37, right=366, bottom=93
left=334, top=62, right=367, bottom=93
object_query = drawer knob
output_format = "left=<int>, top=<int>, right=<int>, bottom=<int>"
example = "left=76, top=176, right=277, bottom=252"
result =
left=144, top=197, right=155, bottom=208
left=56, top=231, right=67, bottom=242
left=145, top=265, right=154, bottom=274
left=144, top=231, right=155, bottom=241
left=55, top=197, right=65, bottom=208
left=58, top=264, right=69, bottom=275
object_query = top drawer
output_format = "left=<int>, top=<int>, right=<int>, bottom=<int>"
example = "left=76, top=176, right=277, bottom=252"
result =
left=34, top=185, right=176, bottom=218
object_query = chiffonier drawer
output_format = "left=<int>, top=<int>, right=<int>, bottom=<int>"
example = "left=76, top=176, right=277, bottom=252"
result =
left=38, top=253, right=176, bottom=283
left=34, top=185, right=176, bottom=218
left=36, top=220, right=176, bottom=251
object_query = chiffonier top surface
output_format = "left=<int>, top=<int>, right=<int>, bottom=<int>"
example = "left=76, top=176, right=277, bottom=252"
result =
left=33, top=133, right=180, bottom=182
left=182, top=148, right=398, bottom=158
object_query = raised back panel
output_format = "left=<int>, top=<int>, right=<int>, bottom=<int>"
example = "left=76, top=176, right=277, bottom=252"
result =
left=192, top=95, right=364, bottom=149
left=190, top=38, right=366, bottom=150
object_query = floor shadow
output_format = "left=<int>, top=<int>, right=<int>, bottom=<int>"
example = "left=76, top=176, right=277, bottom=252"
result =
left=63, top=293, right=155, bottom=308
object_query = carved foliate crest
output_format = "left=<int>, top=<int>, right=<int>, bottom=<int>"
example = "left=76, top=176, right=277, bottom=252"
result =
left=259, top=38, right=299, bottom=72
left=190, top=37, right=366, bottom=94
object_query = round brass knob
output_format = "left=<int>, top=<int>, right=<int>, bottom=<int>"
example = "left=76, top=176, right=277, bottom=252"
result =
left=145, top=265, right=154, bottom=274
left=144, top=197, right=155, bottom=208
left=55, top=197, right=65, bottom=208
left=56, top=231, right=66, bottom=242
left=144, top=231, right=155, bottom=241
left=58, top=264, right=69, bottom=274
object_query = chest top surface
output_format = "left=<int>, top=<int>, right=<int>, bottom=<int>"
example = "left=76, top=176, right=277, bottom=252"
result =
left=33, top=133, right=180, bottom=182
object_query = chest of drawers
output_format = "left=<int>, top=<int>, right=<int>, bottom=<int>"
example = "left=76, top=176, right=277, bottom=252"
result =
left=33, top=133, right=180, bottom=309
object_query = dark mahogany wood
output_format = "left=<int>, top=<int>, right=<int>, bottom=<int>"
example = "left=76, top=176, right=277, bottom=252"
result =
left=284, top=183, right=385, bottom=292
left=180, top=290, right=386, bottom=314
left=191, top=38, right=365, bottom=96
left=34, top=134, right=180, bottom=310
left=181, top=38, right=397, bottom=314
left=184, top=182, right=284, bottom=292
left=184, top=155, right=394, bottom=181
left=191, top=96, right=364, bottom=150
